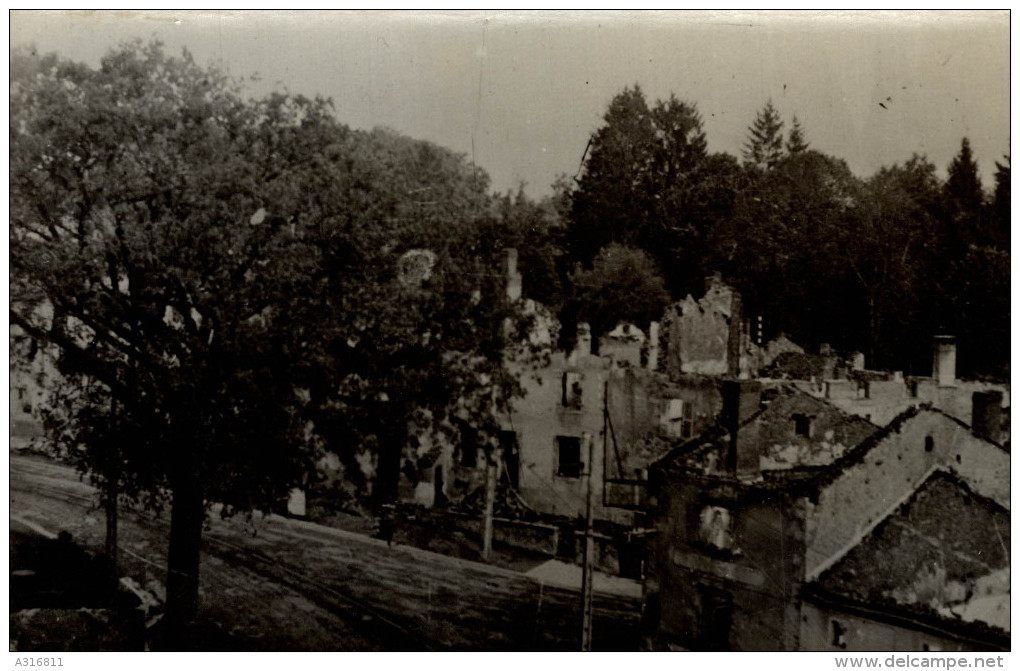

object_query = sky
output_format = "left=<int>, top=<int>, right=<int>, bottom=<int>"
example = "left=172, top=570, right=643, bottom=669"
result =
left=9, top=10, right=1011, bottom=198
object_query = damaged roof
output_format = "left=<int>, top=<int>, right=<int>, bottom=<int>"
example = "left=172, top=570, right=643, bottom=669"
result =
left=655, top=385, right=878, bottom=477
left=655, top=398, right=1007, bottom=500
left=807, top=469, right=1010, bottom=645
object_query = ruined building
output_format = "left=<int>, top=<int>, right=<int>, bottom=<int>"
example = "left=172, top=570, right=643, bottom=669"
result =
left=644, top=381, right=1009, bottom=651
left=789, top=335, right=1009, bottom=438
left=660, top=273, right=761, bottom=379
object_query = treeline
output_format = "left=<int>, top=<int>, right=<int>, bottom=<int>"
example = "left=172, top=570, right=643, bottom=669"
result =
left=498, top=87, right=1010, bottom=379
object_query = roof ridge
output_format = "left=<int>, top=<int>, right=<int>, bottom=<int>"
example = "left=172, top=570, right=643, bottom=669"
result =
left=780, top=382, right=882, bottom=427
left=810, top=465, right=1009, bottom=583
left=925, top=405, right=1008, bottom=451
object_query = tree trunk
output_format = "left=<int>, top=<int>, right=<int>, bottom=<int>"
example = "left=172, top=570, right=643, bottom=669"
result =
left=104, top=399, right=119, bottom=588
left=104, top=477, right=118, bottom=590
left=163, top=475, right=205, bottom=647
left=375, top=417, right=407, bottom=506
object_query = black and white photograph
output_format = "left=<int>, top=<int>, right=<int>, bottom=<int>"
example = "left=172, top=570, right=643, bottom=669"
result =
left=7, top=9, right=1011, bottom=660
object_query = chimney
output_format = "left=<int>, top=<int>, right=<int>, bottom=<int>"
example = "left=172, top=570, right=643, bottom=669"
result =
left=504, top=248, right=522, bottom=302
left=721, top=380, right=763, bottom=479
left=647, top=321, right=660, bottom=371
left=932, top=335, right=957, bottom=387
left=576, top=322, right=592, bottom=358
left=727, top=289, right=743, bottom=378
left=971, top=390, right=1003, bottom=443
left=705, top=271, right=723, bottom=294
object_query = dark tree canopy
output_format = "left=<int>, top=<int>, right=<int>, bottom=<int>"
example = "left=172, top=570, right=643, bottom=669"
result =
left=562, top=84, right=1008, bottom=378
left=565, top=86, right=736, bottom=297
left=566, top=85, right=656, bottom=265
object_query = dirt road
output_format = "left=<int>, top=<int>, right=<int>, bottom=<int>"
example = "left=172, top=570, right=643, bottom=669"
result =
left=10, top=454, right=641, bottom=651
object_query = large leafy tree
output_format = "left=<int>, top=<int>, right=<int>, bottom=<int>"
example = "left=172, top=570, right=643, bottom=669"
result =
left=295, top=125, right=523, bottom=507
left=484, top=185, right=566, bottom=310
left=567, top=244, right=670, bottom=354
left=565, top=86, right=737, bottom=297
left=566, top=85, right=656, bottom=265
left=10, top=41, right=522, bottom=643
left=11, top=42, right=322, bottom=636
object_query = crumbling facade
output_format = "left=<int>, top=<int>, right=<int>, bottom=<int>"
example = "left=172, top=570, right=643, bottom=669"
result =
left=499, top=328, right=723, bottom=525
left=645, top=381, right=1010, bottom=651
left=661, top=274, right=760, bottom=379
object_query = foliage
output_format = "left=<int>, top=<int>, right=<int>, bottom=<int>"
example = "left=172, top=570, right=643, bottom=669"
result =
left=567, top=244, right=670, bottom=353
left=484, top=185, right=566, bottom=310
left=743, top=100, right=785, bottom=171
left=565, top=85, right=739, bottom=297
left=10, top=41, right=529, bottom=634
left=786, top=115, right=809, bottom=155
left=945, top=137, right=984, bottom=223
left=562, top=83, right=1008, bottom=378
left=988, top=154, right=1010, bottom=250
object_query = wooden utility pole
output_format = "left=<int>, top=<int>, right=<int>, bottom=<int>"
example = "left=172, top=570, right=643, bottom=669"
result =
left=580, top=430, right=595, bottom=651
left=481, top=440, right=498, bottom=561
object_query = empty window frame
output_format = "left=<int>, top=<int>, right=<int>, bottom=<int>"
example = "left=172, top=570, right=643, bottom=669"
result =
left=909, top=379, right=920, bottom=398
left=663, top=399, right=695, bottom=439
left=561, top=371, right=583, bottom=409
left=555, top=435, right=582, bottom=478
left=698, top=505, right=734, bottom=552
left=793, top=413, right=812, bottom=438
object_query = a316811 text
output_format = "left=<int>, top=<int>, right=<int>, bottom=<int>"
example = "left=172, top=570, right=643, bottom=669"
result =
left=14, top=659, right=63, bottom=667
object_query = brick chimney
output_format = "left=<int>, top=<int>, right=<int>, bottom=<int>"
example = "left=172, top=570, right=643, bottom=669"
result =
left=721, top=380, right=763, bottom=479
left=504, top=248, right=522, bottom=302
left=647, top=321, right=660, bottom=371
left=971, top=390, right=1003, bottom=443
left=576, top=322, right=592, bottom=358
left=932, top=335, right=956, bottom=387
left=705, top=271, right=723, bottom=294
left=727, top=289, right=743, bottom=378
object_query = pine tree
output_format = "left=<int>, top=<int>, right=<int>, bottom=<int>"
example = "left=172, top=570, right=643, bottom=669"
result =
left=786, top=115, right=809, bottom=155
left=992, top=154, right=1009, bottom=227
left=743, top=100, right=785, bottom=170
left=945, top=137, right=984, bottom=222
